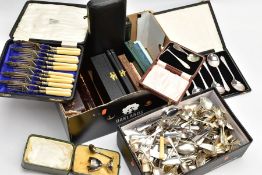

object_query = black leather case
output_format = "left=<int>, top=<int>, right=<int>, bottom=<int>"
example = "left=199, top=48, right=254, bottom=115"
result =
left=90, top=53, right=127, bottom=103
left=87, top=0, right=127, bottom=56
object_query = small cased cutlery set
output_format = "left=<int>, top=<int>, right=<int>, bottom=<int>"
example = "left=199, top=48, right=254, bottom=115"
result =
left=140, top=42, right=205, bottom=103
left=22, top=135, right=120, bottom=175
left=154, top=2, right=251, bottom=98
left=0, top=1, right=87, bottom=102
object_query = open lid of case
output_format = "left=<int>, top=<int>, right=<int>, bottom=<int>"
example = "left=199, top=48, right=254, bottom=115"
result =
left=10, top=1, right=88, bottom=47
left=154, top=1, right=226, bottom=53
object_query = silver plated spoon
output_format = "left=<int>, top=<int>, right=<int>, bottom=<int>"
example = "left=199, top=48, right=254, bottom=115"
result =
left=173, top=44, right=200, bottom=62
left=207, top=53, right=230, bottom=92
left=198, top=69, right=209, bottom=89
left=192, top=80, right=202, bottom=94
left=203, top=62, right=225, bottom=94
left=220, top=56, right=246, bottom=91
left=166, top=49, right=191, bottom=69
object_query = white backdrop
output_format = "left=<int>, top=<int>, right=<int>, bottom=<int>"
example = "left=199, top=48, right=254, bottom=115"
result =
left=0, top=0, right=261, bottom=174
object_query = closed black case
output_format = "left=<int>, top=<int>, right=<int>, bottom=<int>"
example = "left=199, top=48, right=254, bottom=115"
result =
left=87, top=0, right=127, bottom=56
left=106, top=49, right=136, bottom=94
left=90, top=53, right=126, bottom=103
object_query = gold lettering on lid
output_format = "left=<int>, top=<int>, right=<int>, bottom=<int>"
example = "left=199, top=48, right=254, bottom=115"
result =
left=109, top=72, right=118, bottom=81
left=119, top=70, right=126, bottom=77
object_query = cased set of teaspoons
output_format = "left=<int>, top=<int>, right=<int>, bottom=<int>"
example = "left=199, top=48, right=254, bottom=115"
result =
left=185, top=52, right=249, bottom=98
left=154, top=2, right=251, bottom=98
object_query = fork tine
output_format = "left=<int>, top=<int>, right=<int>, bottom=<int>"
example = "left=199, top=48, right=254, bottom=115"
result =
left=16, top=41, right=41, bottom=50
left=12, top=48, right=40, bottom=58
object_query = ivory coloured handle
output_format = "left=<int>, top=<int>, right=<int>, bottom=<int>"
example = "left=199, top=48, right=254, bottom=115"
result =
left=47, top=75, right=75, bottom=82
left=50, top=65, right=77, bottom=71
left=47, top=71, right=74, bottom=78
left=45, top=90, right=72, bottom=97
left=51, top=62, right=78, bottom=67
left=56, top=49, right=81, bottom=56
left=45, top=87, right=72, bottom=93
left=45, top=78, right=74, bottom=84
left=49, top=57, right=79, bottom=64
left=47, top=82, right=73, bottom=89
left=56, top=47, right=81, bottom=52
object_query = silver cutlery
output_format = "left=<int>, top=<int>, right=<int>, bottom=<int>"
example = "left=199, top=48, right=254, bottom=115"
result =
left=207, top=53, right=230, bottom=92
left=192, top=80, right=202, bottom=94
left=198, top=69, right=209, bottom=89
left=203, top=62, right=225, bottom=94
left=173, top=43, right=200, bottom=62
left=220, top=56, right=246, bottom=92
left=166, top=49, right=191, bottom=69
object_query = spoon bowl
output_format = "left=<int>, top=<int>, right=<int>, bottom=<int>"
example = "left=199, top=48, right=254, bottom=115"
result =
left=207, top=53, right=220, bottom=67
left=188, top=54, right=200, bottom=62
left=220, top=56, right=246, bottom=92
left=211, top=82, right=225, bottom=94
left=207, top=54, right=230, bottom=92
left=192, top=86, right=202, bottom=94
left=231, top=79, right=246, bottom=91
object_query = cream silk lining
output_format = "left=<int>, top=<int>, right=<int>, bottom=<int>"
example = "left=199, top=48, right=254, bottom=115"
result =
left=24, top=136, right=74, bottom=170
left=155, top=4, right=223, bottom=53
left=13, top=3, right=88, bottom=43
left=143, top=65, right=189, bottom=101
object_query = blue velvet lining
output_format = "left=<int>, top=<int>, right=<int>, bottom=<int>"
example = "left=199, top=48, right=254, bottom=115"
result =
left=0, top=42, right=77, bottom=97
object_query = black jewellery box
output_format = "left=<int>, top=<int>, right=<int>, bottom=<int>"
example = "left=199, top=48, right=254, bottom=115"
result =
left=117, top=88, right=252, bottom=175
left=22, top=134, right=120, bottom=175
left=0, top=1, right=88, bottom=102
left=154, top=1, right=251, bottom=98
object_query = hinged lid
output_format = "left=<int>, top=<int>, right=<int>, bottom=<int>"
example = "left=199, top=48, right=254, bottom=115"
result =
left=154, top=1, right=226, bottom=53
left=10, top=1, right=88, bottom=47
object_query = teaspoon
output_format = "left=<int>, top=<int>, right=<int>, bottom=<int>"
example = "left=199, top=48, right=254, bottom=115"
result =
left=166, top=49, right=191, bottom=69
left=220, top=56, right=246, bottom=91
left=192, top=80, right=202, bottom=94
left=203, top=62, right=225, bottom=94
left=207, top=53, right=230, bottom=92
left=198, top=69, right=209, bottom=89
left=173, top=44, right=200, bottom=62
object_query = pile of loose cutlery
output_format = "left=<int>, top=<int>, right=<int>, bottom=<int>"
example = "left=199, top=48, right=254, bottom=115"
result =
left=0, top=41, right=81, bottom=97
left=123, top=97, right=240, bottom=175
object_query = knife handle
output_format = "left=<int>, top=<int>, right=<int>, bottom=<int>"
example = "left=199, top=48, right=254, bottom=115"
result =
left=47, top=65, right=78, bottom=72
left=44, top=78, right=74, bottom=84
left=47, top=82, right=73, bottom=89
left=44, top=87, right=72, bottom=93
left=45, top=90, right=72, bottom=97
left=56, top=49, right=81, bottom=56
left=47, top=71, right=74, bottom=78
left=49, top=55, right=79, bottom=64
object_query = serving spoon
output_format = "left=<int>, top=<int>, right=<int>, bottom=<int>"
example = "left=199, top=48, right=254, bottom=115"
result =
left=207, top=53, right=230, bottom=92
left=220, top=56, right=246, bottom=91
left=203, top=62, right=225, bottom=94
